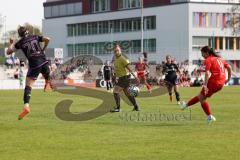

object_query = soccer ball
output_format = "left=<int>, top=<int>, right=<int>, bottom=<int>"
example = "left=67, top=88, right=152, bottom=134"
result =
left=128, top=85, right=140, bottom=97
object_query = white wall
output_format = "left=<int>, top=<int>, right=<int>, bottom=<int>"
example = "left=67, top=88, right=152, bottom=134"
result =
left=0, top=80, right=46, bottom=90
left=43, top=2, right=240, bottom=63
left=43, top=4, right=191, bottom=63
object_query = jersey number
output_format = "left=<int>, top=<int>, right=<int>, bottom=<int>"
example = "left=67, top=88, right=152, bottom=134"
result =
left=217, top=58, right=224, bottom=73
left=22, top=40, right=41, bottom=55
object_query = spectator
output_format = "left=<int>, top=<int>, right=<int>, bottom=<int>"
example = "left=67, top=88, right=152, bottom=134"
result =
left=14, top=68, right=19, bottom=79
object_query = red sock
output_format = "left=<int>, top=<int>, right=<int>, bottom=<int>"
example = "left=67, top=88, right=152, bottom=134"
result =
left=201, top=102, right=211, bottom=116
left=146, top=84, right=152, bottom=90
left=187, top=96, right=199, bottom=106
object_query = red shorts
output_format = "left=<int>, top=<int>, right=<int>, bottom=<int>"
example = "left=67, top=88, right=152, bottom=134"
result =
left=201, top=82, right=224, bottom=98
left=137, top=71, right=145, bottom=79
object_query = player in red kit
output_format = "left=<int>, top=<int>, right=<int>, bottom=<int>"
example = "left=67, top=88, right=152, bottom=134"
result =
left=135, top=57, right=152, bottom=92
left=180, top=46, right=231, bottom=124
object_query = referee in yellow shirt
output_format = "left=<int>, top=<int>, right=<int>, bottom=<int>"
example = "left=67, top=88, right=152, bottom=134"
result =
left=111, top=45, right=140, bottom=112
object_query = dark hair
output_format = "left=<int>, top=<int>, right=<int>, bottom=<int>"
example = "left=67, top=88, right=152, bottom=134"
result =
left=143, top=52, right=148, bottom=58
left=201, top=46, right=220, bottom=57
left=166, top=55, right=171, bottom=59
left=18, top=26, right=28, bottom=37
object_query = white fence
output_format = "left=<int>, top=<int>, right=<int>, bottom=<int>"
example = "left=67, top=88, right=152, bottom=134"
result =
left=0, top=79, right=45, bottom=90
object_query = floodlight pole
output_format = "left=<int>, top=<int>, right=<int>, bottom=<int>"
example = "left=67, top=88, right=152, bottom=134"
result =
left=141, top=0, right=144, bottom=54
left=4, top=16, right=6, bottom=48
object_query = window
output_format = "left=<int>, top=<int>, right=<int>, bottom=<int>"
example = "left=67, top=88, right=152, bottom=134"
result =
left=67, top=39, right=156, bottom=56
left=192, top=37, right=209, bottom=46
left=212, top=13, right=217, bottom=28
left=103, top=21, right=109, bottom=33
left=219, top=13, right=223, bottom=28
left=52, top=5, right=59, bottom=17
left=126, top=20, right=132, bottom=31
left=67, top=3, right=74, bottom=15
left=92, top=0, right=110, bottom=13
left=219, top=37, right=223, bottom=50
left=67, top=16, right=156, bottom=37
left=146, top=16, right=156, bottom=30
left=59, top=5, right=67, bottom=16
left=44, top=7, right=51, bottom=18
left=67, top=44, right=74, bottom=57
left=236, top=37, right=240, bottom=50
left=101, top=0, right=106, bottom=11
left=202, top=13, right=206, bottom=27
left=229, top=37, right=234, bottom=50
left=98, top=21, right=109, bottom=34
left=208, top=13, right=212, bottom=27
left=82, top=23, right=88, bottom=35
left=98, top=22, right=103, bottom=34
left=225, top=37, right=229, bottom=49
left=121, top=21, right=127, bottom=32
left=132, top=40, right=141, bottom=53
left=118, top=0, right=141, bottom=10
left=133, top=19, right=141, bottom=31
left=216, top=13, right=220, bottom=28
left=67, top=24, right=74, bottom=37
left=118, top=0, right=123, bottom=9
left=222, top=13, right=226, bottom=28
left=113, top=20, right=120, bottom=32
left=44, top=2, right=82, bottom=18
left=88, top=22, right=98, bottom=35
left=75, top=2, right=82, bottom=14
left=147, top=39, right=156, bottom=52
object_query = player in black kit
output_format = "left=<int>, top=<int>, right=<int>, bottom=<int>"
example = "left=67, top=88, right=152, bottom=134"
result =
left=103, top=60, right=113, bottom=91
left=162, top=55, right=181, bottom=104
left=7, top=26, right=51, bottom=120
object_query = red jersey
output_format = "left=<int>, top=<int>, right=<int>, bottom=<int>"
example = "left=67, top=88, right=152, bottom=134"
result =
left=204, top=56, right=230, bottom=85
left=135, top=62, right=146, bottom=72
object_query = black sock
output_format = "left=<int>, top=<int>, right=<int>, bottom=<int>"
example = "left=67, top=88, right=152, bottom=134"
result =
left=109, top=82, right=113, bottom=88
left=125, top=93, right=139, bottom=109
left=107, top=82, right=110, bottom=90
left=43, top=73, right=51, bottom=81
left=114, top=93, right=120, bottom=109
left=24, top=86, right=32, bottom=104
left=175, top=91, right=180, bottom=101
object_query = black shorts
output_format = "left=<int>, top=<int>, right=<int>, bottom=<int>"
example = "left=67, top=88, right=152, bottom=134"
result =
left=165, top=74, right=178, bottom=86
left=27, top=62, right=50, bottom=80
left=116, top=75, right=131, bottom=89
left=104, top=74, right=111, bottom=81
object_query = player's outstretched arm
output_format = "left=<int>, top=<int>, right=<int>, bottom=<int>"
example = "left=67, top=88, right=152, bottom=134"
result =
left=42, top=37, right=50, bottom=52
left=7, top=38, right=14, bottom=55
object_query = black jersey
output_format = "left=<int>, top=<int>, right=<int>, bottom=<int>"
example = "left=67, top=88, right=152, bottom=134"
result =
left=103, top=65, right=112, bottom=80
left=14, top=35, right=47, bottom=68
left=162, top=63, right=179, bottom=77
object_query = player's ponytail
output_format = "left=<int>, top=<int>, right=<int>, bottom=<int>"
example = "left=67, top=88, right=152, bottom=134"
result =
left=209, top=47, right=221, bottom=57
left=201, top=46, right=221, bottom=57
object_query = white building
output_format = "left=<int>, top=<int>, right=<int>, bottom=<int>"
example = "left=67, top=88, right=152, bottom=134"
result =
left=42, top=0, right=240, bottom=71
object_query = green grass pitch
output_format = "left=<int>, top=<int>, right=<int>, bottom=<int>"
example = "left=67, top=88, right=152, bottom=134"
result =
left=0, top=86, right=239, bottom=160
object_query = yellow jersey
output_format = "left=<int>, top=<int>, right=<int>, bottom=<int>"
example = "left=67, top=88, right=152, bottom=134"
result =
left=113, top=54, right=130, bottom=78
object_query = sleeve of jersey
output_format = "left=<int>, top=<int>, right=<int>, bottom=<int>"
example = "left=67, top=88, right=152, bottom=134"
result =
left=223, top=60, right=230, bottom=68
left=13, top=42, right=20, bottom=50
left=204, top=59, right=211, bottom=71
left=38, top=36, right=44, bottom=42
left=174, top=64, right=179, bottom=70
left=122, top=58, right=130, bottom=67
